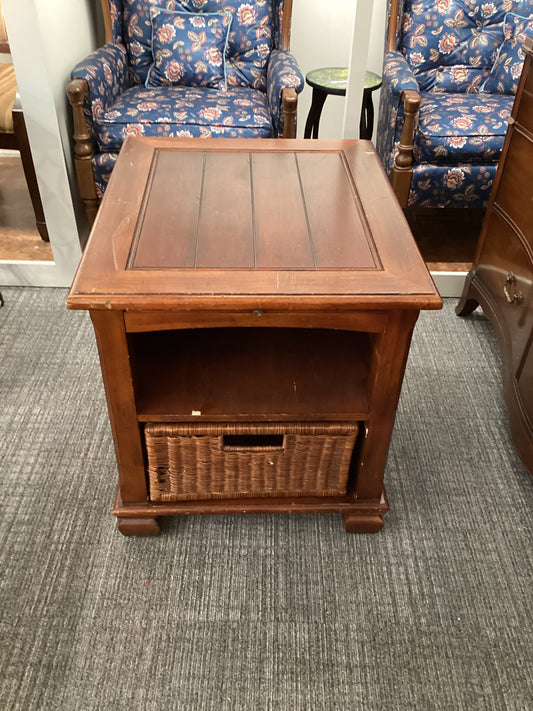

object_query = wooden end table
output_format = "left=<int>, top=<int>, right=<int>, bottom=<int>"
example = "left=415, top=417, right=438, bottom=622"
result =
left=304, top=68, right=382, bottom=140
left=67, top=137, right=441, bottom=537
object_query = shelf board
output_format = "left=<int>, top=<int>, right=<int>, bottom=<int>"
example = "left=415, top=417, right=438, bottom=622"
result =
left=113, top=487, right=390, bottom=517
left=130, top=327, right=371, bottom=421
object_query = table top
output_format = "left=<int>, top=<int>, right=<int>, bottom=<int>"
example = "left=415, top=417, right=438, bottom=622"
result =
left=305, top=68, right=382, bottom=95
left=67, top=137, right=441, bottom=312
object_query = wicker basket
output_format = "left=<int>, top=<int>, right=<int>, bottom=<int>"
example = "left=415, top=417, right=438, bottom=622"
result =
left=144, top=422, right=359, bottom=501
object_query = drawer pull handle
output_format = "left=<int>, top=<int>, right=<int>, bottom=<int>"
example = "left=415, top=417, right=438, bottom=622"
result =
left=223, top=434, right=284, bottom=450
left=504, top=272, right=522, bottom=305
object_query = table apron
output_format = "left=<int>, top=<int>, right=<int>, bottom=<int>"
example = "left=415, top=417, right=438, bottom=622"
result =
left=123, top=309, right=389, bottom=333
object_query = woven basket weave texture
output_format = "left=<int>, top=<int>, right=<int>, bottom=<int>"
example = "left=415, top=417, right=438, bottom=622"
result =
left=145, top=422, right=359, bottom=501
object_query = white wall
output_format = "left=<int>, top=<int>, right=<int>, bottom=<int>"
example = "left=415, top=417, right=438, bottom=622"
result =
left=291, top=0, right=387, bottom=139
left=0, top=0, right=99, bottom=286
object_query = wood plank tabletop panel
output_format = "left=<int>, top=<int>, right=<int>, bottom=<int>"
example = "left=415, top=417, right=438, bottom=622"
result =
left=251, top=152, right=315, bottom=269
left=130, top=150, right=204, bottom=269
left=67, top=138, right=442, bottom=311
left=341, top=143, right=437, bottom=294
left=196, top=152, right=255, bottom=268
left=295, top=151, right=378, bottom=270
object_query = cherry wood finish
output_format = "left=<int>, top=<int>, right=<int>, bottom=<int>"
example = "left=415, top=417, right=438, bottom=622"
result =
left=67, top=138, right=441, bottom=535
left=457, top=39, right=533, bottom=474
left=118, top=517, right=160, bottom=537
left=390, top=89, right=420, bottom=208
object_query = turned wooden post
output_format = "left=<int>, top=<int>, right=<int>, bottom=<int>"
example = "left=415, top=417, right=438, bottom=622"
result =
left=281, top=87, right=298, bottom=138
left=390, top=89, right=420, bottom=208
left=101, top=0, right=113, bottom=44
left=66, top=78, right=100, bottom=225
left=387, top=0, right=400, bottom=52
left=281, top=0, right=293, bottom=50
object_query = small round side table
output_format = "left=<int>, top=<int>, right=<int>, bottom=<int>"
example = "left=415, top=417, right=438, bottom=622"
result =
left=303, top=67, right=382, bottom=140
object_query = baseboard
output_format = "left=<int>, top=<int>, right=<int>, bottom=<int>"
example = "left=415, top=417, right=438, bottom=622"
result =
left=430, top=271, right=468, bottom=298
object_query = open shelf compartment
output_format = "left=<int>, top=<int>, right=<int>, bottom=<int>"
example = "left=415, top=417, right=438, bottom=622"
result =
left=128, top=327, right=372, bottom=422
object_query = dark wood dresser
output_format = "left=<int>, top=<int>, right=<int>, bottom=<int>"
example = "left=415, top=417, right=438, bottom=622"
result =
left=457, top=37, right=533, bottom=474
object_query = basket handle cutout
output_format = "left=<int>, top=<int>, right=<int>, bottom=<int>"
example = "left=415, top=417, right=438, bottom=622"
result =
left=222, top=434, right=284, bottom=451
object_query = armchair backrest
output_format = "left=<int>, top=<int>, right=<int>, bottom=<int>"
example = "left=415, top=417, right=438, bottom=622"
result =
left=104, top=0, right=291, bottom=90
left=390, top=0, right=533, bottom=93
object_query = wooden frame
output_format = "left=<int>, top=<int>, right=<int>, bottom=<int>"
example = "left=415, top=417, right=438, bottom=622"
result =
left=387, top=0, right=420, bottom=208
left=66, top=137, right=442, bottom=536
left=0, top=45, right=48, bottom=240
left=8, top=95, right=49, bottom=242
left=67, top=0, right=299, bottom=225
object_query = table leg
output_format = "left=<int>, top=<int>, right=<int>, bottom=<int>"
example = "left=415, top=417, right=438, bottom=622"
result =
left=118, top=518, right=160, bottom=536
left=343, top=512, right=384, bottom=533
left=355, top=311, right=419, bottom=502
left=90, top=310, right=149, bottom=504
left=456, top=271, right=480, bottom=317
left=304, top=88, right=328, bottom=139
left=359, top=89, right=375, bottom=140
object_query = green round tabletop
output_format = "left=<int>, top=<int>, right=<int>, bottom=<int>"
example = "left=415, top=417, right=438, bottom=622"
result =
left=305, top=67, right=382, bottom=95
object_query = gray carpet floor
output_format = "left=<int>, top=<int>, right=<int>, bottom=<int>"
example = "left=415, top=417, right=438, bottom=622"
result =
left=0, top=287, right=532, bottom=711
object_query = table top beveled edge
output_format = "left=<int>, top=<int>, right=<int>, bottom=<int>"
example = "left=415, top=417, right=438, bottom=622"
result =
left=67, top=137, right=442, bottom=312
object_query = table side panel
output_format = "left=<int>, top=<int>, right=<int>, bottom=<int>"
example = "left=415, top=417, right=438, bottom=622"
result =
left=123, top=309, right=389, bottom=333
left=90, top=310, right=148, bottom=503
left=354, top=309, right=419, bottom=500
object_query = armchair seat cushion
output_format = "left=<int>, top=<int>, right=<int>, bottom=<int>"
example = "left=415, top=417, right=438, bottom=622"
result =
left=410, top=163, right=498, bottom=208
left=415, top=93, right=513, bottom=165
left=95, top=84, right=273, bottom=151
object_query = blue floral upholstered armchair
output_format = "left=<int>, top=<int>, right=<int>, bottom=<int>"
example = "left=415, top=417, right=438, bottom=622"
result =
left=67, top=0, right=303, bottom=223
left=376, top=0, right=533, bottom=209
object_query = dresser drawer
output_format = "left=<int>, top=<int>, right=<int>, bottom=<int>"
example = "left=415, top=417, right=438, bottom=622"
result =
left=515, top=67, right=533, bottom=136
left=494, top=129, right=533, bottom=244
left=477, top=210, right=533, bottom=374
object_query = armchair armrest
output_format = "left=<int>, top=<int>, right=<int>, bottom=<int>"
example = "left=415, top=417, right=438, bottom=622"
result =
left=383, top=50, right=420, bottom=100
left=267, top=49, right=304, bottom=137
left=66, top=43, right=127, bottom=224
left=70, top=43, right=129, bottom=121
left=390, top=89, right=421, bottom=207
left=379, top=51, right=421, bottom=207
